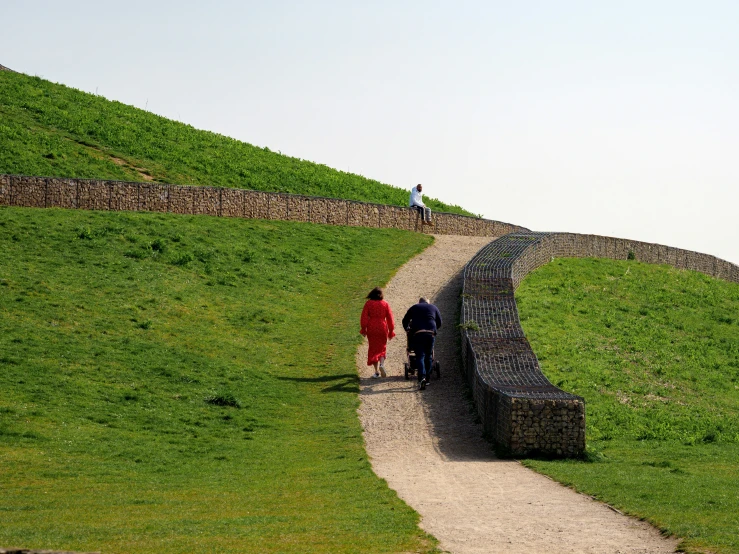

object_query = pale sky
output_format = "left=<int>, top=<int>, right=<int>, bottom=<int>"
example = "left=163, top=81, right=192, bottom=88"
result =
left=3, top=1, right=738, bottom=264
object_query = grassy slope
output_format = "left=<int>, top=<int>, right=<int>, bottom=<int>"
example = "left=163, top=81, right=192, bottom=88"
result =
left=516, top=258, right=739, bottom=554
left=6, top=65, right=739, bottom=554
left=0, top=206, right=435, bottom=553
left=0, top=70, right=471, bottom=215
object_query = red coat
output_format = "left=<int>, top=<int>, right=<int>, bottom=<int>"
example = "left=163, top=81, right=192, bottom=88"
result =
left=360, top=299, right=396, bottom=365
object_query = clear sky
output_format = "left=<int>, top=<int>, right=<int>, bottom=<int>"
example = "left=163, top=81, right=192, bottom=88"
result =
left=3, top=1, right=738, bottom=264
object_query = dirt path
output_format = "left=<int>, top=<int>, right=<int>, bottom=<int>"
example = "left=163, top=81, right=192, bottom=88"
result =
left=357, top=235, right=678, bottom=554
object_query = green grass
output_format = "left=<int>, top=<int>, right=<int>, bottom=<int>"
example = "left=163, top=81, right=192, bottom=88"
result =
left=516, top=258, right=739, bottom=554
left=0, top=70, right=471, bottom=215
left=0, top=206, right=436, bottom=553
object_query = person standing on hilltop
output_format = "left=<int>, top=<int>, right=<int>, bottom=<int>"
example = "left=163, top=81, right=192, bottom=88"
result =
left=402, top=297, right=442, bottom=390
left=360, top=287, right=396, bottom=378
left=409, top=184, right=432, bottom=224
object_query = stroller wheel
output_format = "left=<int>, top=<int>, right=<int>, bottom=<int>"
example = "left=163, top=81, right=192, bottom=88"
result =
left=404, top=362, right=410, bottom=380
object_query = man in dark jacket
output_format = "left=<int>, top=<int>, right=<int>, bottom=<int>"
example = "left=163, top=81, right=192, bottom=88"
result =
left=402, top=297, right=442, bottom=390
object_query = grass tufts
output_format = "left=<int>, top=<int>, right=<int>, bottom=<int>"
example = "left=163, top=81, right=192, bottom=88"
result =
left=204, top=391, right=242, bottom=408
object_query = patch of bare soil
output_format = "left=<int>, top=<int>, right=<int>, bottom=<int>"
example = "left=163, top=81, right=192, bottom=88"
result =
left=109, top=155, right=154, bottom=181
left=65, top=137, right=155, bottom=181
left=357, top=235, right=678, bottom=554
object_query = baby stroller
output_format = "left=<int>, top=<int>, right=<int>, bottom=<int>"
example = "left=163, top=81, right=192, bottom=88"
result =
left=403, top=329, right=441, bottom=381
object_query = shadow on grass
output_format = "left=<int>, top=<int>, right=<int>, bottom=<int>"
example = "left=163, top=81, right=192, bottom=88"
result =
left=277, top=373, right=358, bottom=393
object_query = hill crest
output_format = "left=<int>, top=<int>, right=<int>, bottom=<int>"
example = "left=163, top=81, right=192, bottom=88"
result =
left=0, top=70, right=473, bottom=216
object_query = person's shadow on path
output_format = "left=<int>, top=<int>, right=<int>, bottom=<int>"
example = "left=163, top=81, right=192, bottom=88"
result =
left=410, top=267, right=502, bottom=463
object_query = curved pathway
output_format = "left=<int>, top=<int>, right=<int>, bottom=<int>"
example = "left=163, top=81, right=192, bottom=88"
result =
left=357, top=235, right=678, bottom=554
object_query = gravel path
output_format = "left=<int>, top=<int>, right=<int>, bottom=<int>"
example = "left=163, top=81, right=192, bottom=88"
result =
left=357, top=235, right=678, bottom=554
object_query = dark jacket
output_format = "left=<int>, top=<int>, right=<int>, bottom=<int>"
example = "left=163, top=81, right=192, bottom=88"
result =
left=402, top=300, right=442, bottom=334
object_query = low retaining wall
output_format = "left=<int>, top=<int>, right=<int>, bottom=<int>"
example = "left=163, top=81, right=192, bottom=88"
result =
left=461, top=232, right=739, bottom=458
left=0, top=174, right=527, bottom=237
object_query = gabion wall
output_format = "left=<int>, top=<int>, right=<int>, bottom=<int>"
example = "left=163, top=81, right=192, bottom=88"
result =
left=461, top=232, right=739, bottom=458
left=0, top=174, right=528, bottom=237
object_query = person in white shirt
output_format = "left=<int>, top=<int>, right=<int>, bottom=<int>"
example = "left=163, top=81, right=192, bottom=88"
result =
left=409, top=184, right=432, bottom=223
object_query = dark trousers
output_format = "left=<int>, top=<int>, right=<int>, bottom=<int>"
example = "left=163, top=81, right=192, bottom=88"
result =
left=411, top=332, right=435, bottom=381
left=413, top=205, right=432, bottom=222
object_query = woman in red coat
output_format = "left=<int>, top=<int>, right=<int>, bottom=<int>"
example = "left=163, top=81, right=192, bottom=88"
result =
left=360, top=287, right=396, bottom=378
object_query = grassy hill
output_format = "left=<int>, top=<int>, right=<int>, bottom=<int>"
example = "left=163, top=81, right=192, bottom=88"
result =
left=0, top=68, right=449, bottom=553
left=0, top=206, right=435, bottom=553
left=517, top=258, right=739, bottom=554
left=4, top=66, right=739, bottom=554
left=0, top=70, right=471, bottom=215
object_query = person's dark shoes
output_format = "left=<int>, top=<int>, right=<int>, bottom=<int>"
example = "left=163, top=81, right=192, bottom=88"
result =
left=419, top=379, right=426, bottom=390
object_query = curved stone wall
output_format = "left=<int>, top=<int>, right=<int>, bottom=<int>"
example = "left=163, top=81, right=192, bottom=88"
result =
left=0, top=174, right=528, bottom=237
left=461, top=232, right=739, bottom=458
